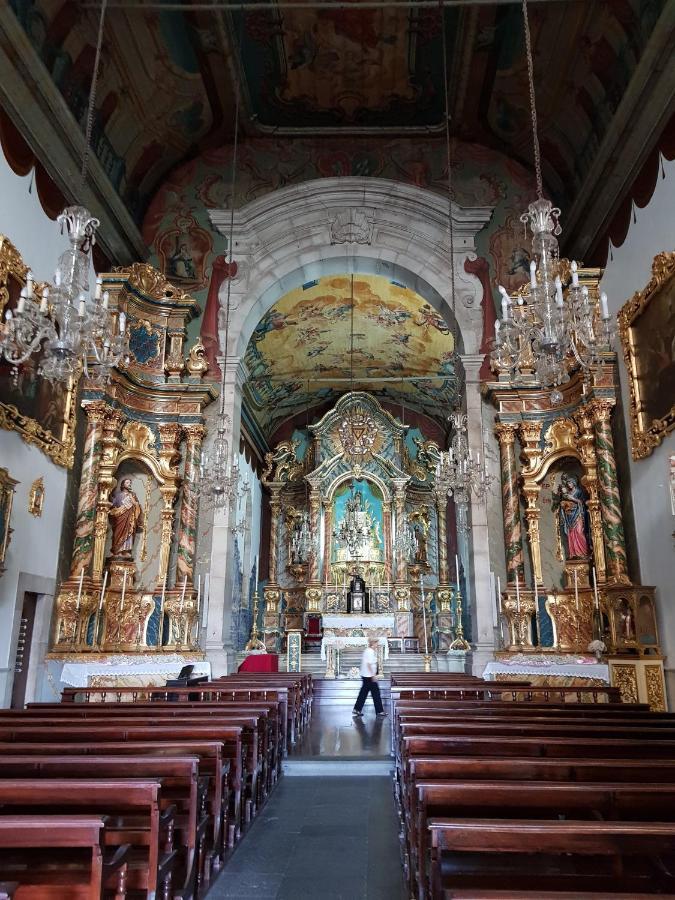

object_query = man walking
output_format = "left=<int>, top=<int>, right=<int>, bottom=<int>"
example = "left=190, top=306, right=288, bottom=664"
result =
left=352, top=638, right=386, bottom=717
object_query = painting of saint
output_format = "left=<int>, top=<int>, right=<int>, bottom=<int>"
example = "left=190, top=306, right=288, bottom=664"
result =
left=552, top=473, right=590, bottom=560
left=108, top=477, right=144, bottom=558
left=167, top=236, right=197, bottom=282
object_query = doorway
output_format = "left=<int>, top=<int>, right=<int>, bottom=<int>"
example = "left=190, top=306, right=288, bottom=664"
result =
left=10, top=591, right=37, bottom=709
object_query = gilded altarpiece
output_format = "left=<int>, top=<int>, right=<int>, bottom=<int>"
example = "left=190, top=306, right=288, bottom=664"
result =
left=485, top=266, right=665, bottom=709
left=260, top=392, right=462, bottom=653
left=50, top=264, right=217, bottom=658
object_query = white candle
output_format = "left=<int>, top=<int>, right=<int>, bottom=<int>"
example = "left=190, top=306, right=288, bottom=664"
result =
left=76, top=568, right=84, bottom=611
left=600, top=293, right=609, bottom=321
left=497, top=575, right=502, bottom=614
left=98, top=571, right=108, bottom=612
left=490, top=571, right=497, bottom=627
left=420, top=575, right=428, bottom=654
left=455, top=554, right=460, bottom=592
left=120, top=571, right=127, bottom=611
left=515, top=574, right=521, bottom=614
left=254, top=554, right=259, bottom=593
left=180, top=574, right=187, bottom=612
left=592, top=566, right=600, bottom=610
left=573, top=569, right=579, bottom=604
left=160, top=575, right=167, bottom=609
left=196, top=574, right=201, bottom=617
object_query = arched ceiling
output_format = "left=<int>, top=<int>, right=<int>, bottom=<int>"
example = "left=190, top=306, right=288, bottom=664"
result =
left=243, top=273, right=460, bottom=439
left=4, top=0, right=671, bottom=248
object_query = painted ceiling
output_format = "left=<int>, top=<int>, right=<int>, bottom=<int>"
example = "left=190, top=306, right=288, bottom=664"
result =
left=243, top=274, right=460, bottom=438
left=6, top=0, right=668, bottom=224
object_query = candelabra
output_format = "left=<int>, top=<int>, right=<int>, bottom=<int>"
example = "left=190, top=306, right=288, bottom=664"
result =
left=449, top=589, right=471, bottom=650
left=434, top=412, right=493, bottom=533
left=197, top=414, right=247, bottom=508
left=245, top=590, right=266, bottom=651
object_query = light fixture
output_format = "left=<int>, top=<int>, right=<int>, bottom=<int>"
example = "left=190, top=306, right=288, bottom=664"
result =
left=0, top=0, right=129, bottom=385
left=197, top=25, right=248, bottom=511
left=333, top=480, right=368, bottom=558
left=491, top=0, right=612, bottom=402
left=434, top=412, right=491, bottom=534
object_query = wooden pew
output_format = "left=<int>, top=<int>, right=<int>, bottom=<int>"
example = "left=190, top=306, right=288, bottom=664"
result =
left=0, top=756, right=206, bottom=898
left=428, top=818, right=675, bottom=897
left=0, top=815, right=129, bottom=900
left=0, top=780, right=176, bottom=899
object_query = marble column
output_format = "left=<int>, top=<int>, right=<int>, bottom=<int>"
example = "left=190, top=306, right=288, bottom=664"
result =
left=463, top=354, right=496, bottom=674
left=92, top=408, right=127, bottom=581
left=175, top=424, right=206, bottom=584
left=392, top=479, right=408, bottom=584
left=591, top=399, right=629, bottom=583
left=307, top=485, right=321, bottom=584
left=70, top=400, right=107, bottom=578
left=494, top=422, right=524, bottom=582
left=268, top=487, right=282, bottom=585
left=157, top=423, right=183, bottom=585
left=436, top=495, right=450, bottom=584
left=382, top=500, right=393, bottom=584
left=322, top=500, right=332, bottom=585
left=205, top=355, right=247, bottom=675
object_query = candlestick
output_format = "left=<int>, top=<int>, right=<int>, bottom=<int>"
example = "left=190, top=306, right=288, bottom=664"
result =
left=120, top=571, right=127, bottom=611
left=592, top=566, right=600, bottom=610
left=180, top=574, right=187, bottom=613
left=76, top=568, right=84, bottom=611
left=98, top=571, right=108, bottom=612
left=420, top=575, right=428, bottom=655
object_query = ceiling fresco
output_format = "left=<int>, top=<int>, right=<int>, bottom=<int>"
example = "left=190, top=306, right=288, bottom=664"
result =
left=243, top=274, right=460, bottom=439
left=5, top=0, right=668, bottom=225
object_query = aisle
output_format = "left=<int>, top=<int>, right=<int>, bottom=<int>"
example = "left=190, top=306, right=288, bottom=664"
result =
left=208, top=775, right=407, bottom=899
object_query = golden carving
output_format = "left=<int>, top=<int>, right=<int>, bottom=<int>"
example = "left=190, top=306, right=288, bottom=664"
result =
left=262, top=439, right=303, bottom=485
left=186, top=338, right=209, bottom=378
left=122, top=421, right=156, bottom=456
left=28, top=477, right=44, bottom=517
left=165, top=329, right=186, bottom=379
left=0, top=467, right=18, bottom=576
left=610, top=663, right=639, bottom=704
left=305, top=586, right=322, bottom=613
left=543, top=418, right=578, bottom=455
left=618, top=251, right=675, bottom=459
left=114, top=262, right=194, bottom=306
left=645, top=664, right=666, bottom=712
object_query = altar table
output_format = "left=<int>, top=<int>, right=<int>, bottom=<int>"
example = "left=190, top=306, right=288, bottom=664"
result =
left=322, top=614, right=396, bottom=632
left=60, top=654, right=211, bottom=689
left=483, top=654, right=609, bottom=684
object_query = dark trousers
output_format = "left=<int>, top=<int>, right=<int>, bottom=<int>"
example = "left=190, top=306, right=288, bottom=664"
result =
left=354, top=676, right=383, bottom=713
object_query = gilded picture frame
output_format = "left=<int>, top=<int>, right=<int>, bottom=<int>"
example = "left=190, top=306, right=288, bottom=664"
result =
left=0, top=467, right=18, bottom=576
left=618, top=251, right=675, bottom=460
left=0, top=236, right=78, bottom=468
left=28, top=476, right=45, bottom=517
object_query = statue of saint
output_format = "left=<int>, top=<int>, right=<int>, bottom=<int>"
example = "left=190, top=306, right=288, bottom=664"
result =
left=108, top=477, right=144, bottom=558
left=552, top=473, right=590, bottom=560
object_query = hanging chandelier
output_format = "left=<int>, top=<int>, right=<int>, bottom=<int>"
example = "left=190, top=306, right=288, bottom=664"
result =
left=290, top=510, right=313, bottom=563
left=393, top=520, right=416, bottom=561
left=434, top=412, right=492, bottom=534
left=0, top=0, right=128, bottom=385
left=491, top=0, right=612, bottom=403
left=333, top=481, right=368, bottom=558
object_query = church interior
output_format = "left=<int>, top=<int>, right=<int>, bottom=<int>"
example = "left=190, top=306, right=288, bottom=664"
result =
left=0, top=0, right=673, bottom=896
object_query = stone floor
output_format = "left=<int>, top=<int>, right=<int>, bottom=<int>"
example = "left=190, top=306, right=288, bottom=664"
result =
left=292, top=706, right=392, bottom=759
left=206, top=775, right=407, bottom=900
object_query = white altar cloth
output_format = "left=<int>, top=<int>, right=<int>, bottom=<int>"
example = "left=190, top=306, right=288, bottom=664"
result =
left=60, top=654, right=211, bottom=687
left=321, top=635, right=389, bottom=661
left=322, top=614, right=396, bottom=631
left=483, top=655, right=609, bottom=683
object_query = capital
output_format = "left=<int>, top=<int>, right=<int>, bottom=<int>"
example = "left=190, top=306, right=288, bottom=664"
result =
left=183, top=423, right=207, bottom=446
left=83, top=399, right=107, bottom=424
left=590, top=398, right=615, bottom=424
left=494, top=422, right=518, bottom=446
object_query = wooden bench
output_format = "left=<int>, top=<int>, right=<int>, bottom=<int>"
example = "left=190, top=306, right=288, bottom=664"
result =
left=0, top=815, right=129, bottom=900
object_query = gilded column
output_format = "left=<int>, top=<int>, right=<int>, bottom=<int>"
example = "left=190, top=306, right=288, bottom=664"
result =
left=175, top=424, right=206, bottom=584
left=392, top=480, right=408, bottom=583
left=92, top=408, right=127, bottom=580
left=574, top=405, right=607, bottom=583
left=70, top=400, right=107, bottom=577
left=436, top=496, right=449, bottom=584
left=322, top=499, right=332, bottom=585
left=268, top=485, right=282, bottom=584
left=519, top=421, right=543, bottom=584
left=157, top=423, right=183, bottom=584
left=494, top=423, right=524, bottom=582
left=308, top=486, right=321, bottom=584
left=591, top=399, right=629, bottom=583
left=382, top=500, right=393, bottom=583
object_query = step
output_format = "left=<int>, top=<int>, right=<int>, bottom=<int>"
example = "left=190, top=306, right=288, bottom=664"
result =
left=283, top=759, right=394, bottom=777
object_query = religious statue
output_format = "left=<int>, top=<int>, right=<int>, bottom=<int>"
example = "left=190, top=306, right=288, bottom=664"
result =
left=552, top=473, right=590, bottom=560
left=108, top=477, right=144, bottom=558
left=619, top=599, right=635, bottom=641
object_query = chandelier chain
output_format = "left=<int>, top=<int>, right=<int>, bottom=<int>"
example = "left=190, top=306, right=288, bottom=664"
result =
left=81, top=0, right=108, bottom=186
left=522, top=0, right=544, bottom=199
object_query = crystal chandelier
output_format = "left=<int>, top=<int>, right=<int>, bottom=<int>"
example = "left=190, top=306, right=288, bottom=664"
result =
left=435, top=413, right=492, bottom=534
left=290, top=511, right=313, bottom=563
left=333, top=481, right=368, bottom=558
left=0, top=0, right=128, bottom=385
left=492, top=0, right=612, bottom=402
left=393, top=519, right=416, bottom=560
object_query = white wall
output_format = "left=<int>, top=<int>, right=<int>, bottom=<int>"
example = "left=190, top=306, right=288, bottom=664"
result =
left=599, top=155, right=675, bottom=699
left=0, top=148, right=71, bottom=705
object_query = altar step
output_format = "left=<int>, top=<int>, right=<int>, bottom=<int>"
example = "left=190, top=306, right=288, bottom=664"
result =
left=312, top=678, right=392, bottom=706
left=234, top=651, right=442, bottom=678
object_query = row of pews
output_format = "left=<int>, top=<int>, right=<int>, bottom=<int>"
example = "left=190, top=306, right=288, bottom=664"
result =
left=0, top=672, right=312, bottom=899
left=390, top=672, right=675, bottom=900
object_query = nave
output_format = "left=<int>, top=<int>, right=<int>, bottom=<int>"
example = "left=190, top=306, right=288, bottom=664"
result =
left=3, top=669, right=675, bottom=897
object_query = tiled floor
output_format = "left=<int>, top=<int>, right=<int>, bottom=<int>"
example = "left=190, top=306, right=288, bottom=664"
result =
left=207, top=776, right=407, bottom=900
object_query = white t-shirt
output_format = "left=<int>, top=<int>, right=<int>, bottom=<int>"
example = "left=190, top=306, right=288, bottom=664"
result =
left=360, top=646, right=378, bottom=678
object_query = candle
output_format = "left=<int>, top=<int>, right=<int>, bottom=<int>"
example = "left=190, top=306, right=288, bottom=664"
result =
left=455, top=554, right=460, bottom=592
left=592, top=566, right=600, bottom=610
left=490, top=571, right=497, bottom=627
left=120, top=571, right=127, bottom=611
left=420, top=575, right=428, bottom=654
left=600, top=293, right=610, bottom=321
left=515, top=574, right=521, bottom=614
left=497, top=575, right=502, bottom=611
left=196, top=574, right=201, bottom=617
left=180, top=574, right=187, bottom=612
left=76, top=568, right=84, bottom=611
left=98, top=571, right=108, bottom=612
left=254, top=554, right=259, bottom=594
left=574, top=569, right=579, bottom=604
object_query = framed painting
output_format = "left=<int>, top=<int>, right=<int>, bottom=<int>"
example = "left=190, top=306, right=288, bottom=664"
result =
left=0, top=467, right=18, bottom=576
left=0, top=235, right=78, bottom=468
left=618, top=251, right=675, bottom=460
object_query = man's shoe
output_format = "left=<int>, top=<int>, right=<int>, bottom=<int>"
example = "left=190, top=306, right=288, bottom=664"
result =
left=352, top=709, right=363, bottom=717
left=376, top=711, right=387, bottom=717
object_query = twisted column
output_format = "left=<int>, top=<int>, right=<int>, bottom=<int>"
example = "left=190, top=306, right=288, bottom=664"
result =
left=157, top=423, right=183, bottom=584
left=268, top=486, right=282, bottom=584
left=92, top=408, right=127, bottom=580
left=70, top=400, right=107, bottom=578
left=393, top=480, right=408, bottom=583
left=436, top=495, right=449, bottom=584
left=494, top=423, right=524, bottom=582
left=574, top=405, right=607, bottom=583
left=175, top=424, right=206, bottom=584
left=592, top=400, right=629, bottom=582
left=308, top=486, right=321, bottom=583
